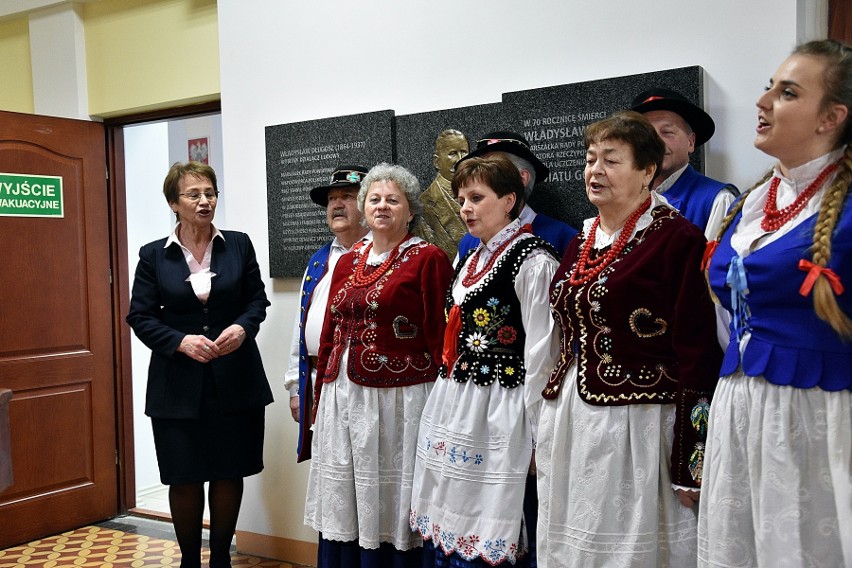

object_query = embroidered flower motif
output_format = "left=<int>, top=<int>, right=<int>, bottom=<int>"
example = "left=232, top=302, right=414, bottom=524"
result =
left=479, top=364, right=491, bottom=375
left=377, top=354, right=388, bottom=364
left=487, top=297, right=499, bottom=308
left=505, top=366, right=515, bottom=376
left=497, top=325, right=517, bottom=345
left=460, top=361, right=469, bottom=370
left=484, top=539, right=509, bottom=563
left=449, top=447, right=458, bottom=463
left=474, top=454, right=483, bottom=464
left=689, top=442, right=705, bottom=484
left=465, top=332, right=488, bottom=352
left=472, top=308, right=490, bottom=327
left=690, top=398, right=710, bottom=437
left=590, top=300, right=601, bottom=312
left=368, top=300, right=379, bottom=310
left=433, top=441, right=446, bottom=456
left=601, top=353, right=613, bottom=364
left=439, top=529, right=456, bottom=551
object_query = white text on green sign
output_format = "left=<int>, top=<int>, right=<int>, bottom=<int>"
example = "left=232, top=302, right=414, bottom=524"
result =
left=0, top=173, right=64, bottom=218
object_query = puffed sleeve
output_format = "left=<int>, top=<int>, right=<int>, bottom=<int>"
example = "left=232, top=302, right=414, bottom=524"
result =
left=515, top=248, right=561, bottom=441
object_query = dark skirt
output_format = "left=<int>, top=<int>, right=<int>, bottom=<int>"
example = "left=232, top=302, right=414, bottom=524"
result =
left=151, top=371, right=265, bottom=485
left=317, top=535, right=422, bottom=568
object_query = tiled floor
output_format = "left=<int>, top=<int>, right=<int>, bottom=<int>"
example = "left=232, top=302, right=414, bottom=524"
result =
left=0, top=515, right=313, bottom=568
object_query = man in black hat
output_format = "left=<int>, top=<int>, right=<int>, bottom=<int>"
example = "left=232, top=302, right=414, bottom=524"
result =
left=631, top=88, right=738, bottom=239
left=283, top=165, right=370, bottom=462
left=456, top=131, right=577, bottom=259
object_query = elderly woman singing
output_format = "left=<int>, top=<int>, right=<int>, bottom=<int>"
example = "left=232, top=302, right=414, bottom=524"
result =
left=537, top=111, right=722, bottom=568
left=304, top=163, right=453, bottom=568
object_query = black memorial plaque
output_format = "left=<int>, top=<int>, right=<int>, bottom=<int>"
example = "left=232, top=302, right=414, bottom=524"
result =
left=265, top=110, right=394, bottom=277
left=502, top=66, right=705, bottom=229
left=395, top=103, right=502, bottom=191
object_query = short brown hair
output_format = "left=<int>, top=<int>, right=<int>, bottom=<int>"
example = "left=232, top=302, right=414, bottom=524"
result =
left=162, top=161, right=218, bottom=205
left=451, top=154, right=524, bottom=219
left=584, top=110, right=665, bottom=176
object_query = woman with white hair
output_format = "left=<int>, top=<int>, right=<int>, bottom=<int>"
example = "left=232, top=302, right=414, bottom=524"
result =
left=304, top=163, right=453, bottom=568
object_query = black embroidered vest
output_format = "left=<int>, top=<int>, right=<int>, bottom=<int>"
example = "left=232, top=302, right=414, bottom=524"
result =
left=442, top=237, right=556, bottom=389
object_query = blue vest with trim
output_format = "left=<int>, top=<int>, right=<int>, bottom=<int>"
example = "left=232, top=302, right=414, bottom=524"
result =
left=665, top=165, right=735, bottom=231
left=296, top=242, right=333, bottom=462
left=707, top=203, right=852, bottom=391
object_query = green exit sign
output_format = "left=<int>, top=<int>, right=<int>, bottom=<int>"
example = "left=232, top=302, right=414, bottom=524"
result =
left=0, top=173, right=64, bottom=218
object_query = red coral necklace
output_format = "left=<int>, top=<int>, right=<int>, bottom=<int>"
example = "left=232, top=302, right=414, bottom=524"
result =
left=351, top=239, right=404, bottom=288
left=462, top=225, right=527, bottom=287
left=761, top=161, right=839, bottom=232
left=568, top=195, right=652, bottom=286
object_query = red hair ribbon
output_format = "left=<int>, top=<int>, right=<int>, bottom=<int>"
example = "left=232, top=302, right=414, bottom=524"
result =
left=442, top=304, right=462, bottom=372
left=701, top=240, right=718, bottom=271
left=798, top=259, right=845, bottom=296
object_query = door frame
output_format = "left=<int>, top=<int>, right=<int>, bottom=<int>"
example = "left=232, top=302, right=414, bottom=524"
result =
left=105, top=100, right=222, bottom=513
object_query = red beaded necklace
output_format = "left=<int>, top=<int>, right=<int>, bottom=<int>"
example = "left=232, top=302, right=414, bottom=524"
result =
left=568, top=195, right=652, bottom=286
left=462, top=225, right=527, bottom=287
left=350, top=239, right=404, bottom=288
left=761, top=161, right=839, bottom=232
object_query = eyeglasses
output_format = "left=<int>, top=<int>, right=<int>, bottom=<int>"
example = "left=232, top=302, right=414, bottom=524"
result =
left=179, top=192, right=218, bottom=202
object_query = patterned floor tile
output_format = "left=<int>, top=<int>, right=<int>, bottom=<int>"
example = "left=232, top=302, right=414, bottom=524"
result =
left=0, top=525, right=308, bottom=567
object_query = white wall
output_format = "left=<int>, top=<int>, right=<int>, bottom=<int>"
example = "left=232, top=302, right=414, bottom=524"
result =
left=125, top=114, right=224, bottom=506
left=216, top=0, right=812, bottom=546
left=124, top=121, right=172, bottom=496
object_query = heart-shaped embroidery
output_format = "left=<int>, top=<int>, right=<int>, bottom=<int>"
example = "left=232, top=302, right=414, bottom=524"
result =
left=393, top=315, right=419, bottom=339
left=628, top=308, right=667, bottom=338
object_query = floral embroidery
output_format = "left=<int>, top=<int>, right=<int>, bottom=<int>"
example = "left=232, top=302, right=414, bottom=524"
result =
left=486, top=297, right=499, bottom=307
left=472, top=308, right=490, bottom=326
left=465, top=332, right=488, bottom=352
left=479, top=365, right=490, bottom=374
left=690, top=397, right=710, bottom=437
left=460, top=361, right=469, bottom=370
left=409, top=511, right=518, bottom=565
left=427, top=440, right=484, bottom=467
left=483, top=539, right=509, bottom=563
left=689, top=442, right=705, bottom=485
left=497, top=325, right=517, bottom=344
left=433, top=441, right=446, bottom=456
left=505, top=366, right=515, bottom=376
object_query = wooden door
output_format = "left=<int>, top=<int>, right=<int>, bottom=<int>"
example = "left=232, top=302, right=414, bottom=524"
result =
left=0, top=110, right=119, bottom=547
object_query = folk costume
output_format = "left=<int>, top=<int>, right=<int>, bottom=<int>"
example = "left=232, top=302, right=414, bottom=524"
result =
left=284, top=235, right=369, bottom=462
left=698, top=149, right=852, bottom=568
left=537, top=193, right=722, bottom=568
left=410, top=220, right=560, bottom=567
left=284, top=164, right=370, bottom=463
left=304, top=235, right=452, bottom=564
left=656, top=164, right=738, bottom=240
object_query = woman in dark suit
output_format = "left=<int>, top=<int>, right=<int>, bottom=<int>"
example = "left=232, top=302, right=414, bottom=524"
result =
left=127, top=161, right=273, bottom=568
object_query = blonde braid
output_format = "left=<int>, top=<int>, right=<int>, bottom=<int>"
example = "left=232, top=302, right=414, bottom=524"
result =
left=703, top=170, right=773, bottom=303
left=811, top=144, right=852, bottom=337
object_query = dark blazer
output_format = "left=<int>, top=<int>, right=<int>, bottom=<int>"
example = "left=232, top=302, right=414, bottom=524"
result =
left=127, top=230, right=273, bottom=419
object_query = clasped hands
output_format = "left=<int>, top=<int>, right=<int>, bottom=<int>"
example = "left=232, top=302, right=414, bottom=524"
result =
left=178, top=324, right=246, bottom=363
